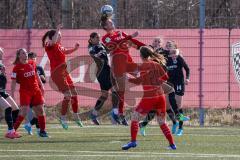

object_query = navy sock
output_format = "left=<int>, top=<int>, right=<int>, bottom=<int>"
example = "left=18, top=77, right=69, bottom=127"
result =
left=5, top=107, right=13, bottom=130
left=12, top=109, right=19, bottom=124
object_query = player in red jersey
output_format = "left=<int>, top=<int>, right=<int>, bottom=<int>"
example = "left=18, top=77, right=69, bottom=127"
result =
left=42, top=25, right=83, bottom=129
left=100, top=15, right=145, bottom=125
left=11, top=48, right=48, bottom=137
left=122, top=46, right=176, bottom=150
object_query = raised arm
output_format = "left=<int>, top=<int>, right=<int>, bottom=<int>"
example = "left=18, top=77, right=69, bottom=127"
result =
left=51, top=24, right=62, bottom=45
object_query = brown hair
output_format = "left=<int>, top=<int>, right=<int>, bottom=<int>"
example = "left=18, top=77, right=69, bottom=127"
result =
left=42, top=30, right=56, bottom=47
left=13, top=48, right=26, bottom=65
left=28, top=52, right=37, bottom=59
left=100, top=14, right=110, bottom=30
left=88, top=32, right=99, bottom=45
left=140, top=46, right=166, bottom=66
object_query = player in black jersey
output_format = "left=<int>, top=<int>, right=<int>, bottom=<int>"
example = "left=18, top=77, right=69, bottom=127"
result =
left=0, top=48, right=20, bottom=139
left=23, top=52, right=46, bottom=135
left=88, top=32, right=119, bottom=125
left=167, top=47, right=190, bottom=136
left=139, top=38, right=189, bottom=136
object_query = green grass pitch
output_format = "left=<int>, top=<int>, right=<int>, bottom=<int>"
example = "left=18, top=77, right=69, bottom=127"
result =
left=0, top=124, right=240, bottom=160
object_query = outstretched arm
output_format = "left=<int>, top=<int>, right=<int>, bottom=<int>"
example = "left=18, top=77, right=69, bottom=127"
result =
left=63, top=43, right=80, bottom=54
left=122, top=32, right=146, bottom=49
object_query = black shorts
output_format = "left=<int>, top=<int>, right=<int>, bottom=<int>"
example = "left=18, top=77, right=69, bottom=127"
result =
left=97, top=68, right=113, bottom=91
left=0, top=92, right=9, bottom=99
left=173, top=83, right=185, bottom=96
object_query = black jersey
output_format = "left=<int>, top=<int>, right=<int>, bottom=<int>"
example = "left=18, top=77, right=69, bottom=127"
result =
left=166, top=55, right=190, bottom=84
left=37, top=65, right=46, bottom=83
left=88, top=43, right=110, bottom=75
left=0, top=73, right=7, bottom=92
left=88, top=43, right=113, bottom=91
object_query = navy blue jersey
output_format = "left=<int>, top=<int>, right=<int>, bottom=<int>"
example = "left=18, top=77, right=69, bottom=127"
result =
left=37, top=65, right=46, bottom=83
left=166, top=55, right=190, bottom=84
left=88, top=43, right=110, bottom=75
left=0, top=73, right=7, bottom=92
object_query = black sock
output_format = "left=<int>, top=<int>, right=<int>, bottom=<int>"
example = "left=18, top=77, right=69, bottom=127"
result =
left=141, top=110, right=156, bottom=127
left=179, top=108, right=183, bottom=114
left=94, top=96, right=107, bottom=111
left=168, top=92, right=180, bottom=115
left=178, top=109, right=184, bottom=129
left=112, top=91, right=119, bottom=108
left=30, top=117, right=39, bottom=128
left=167, top=109, right=177, bottom=125
left=179, top=120, right=183, bottom=129
left=5, top=107, right=13, bottom=130
left=12, top=109, right=19, bottom=124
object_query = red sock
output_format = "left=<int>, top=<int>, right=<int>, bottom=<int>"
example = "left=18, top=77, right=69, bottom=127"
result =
left=38, top=115, right=46, bottom=132
left=61, top=97, right=70, bottom=115
left=71, top=96, right=78, bottom=113
left=118, top=91, right=124, bottom=115
left=131, top=121, right=138, bottom=142
left=13, top=115, right=24, bottom=131
left=160, top=123, right=174, bottom=145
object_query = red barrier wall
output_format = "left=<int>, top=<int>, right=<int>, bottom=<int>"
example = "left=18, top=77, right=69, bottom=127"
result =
left=0, top=29, right=240, bottom=108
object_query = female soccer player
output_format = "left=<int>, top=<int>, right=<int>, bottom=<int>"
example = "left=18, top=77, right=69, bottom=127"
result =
left=24, top=52, right=46, bottom=135
left=11, top=48, right=48, bottom=137
left=122, top=46, right=176, bottom=150
left=88, top=32, right=119, bottom=125
left=139, top=38, right=189, bottom=136
left=100, top=15, right=145, bottom=125
left=166, top=47, right=190, bottom=136
left=0, top=48, right=20, bottom=139
left=42, top=25, right=83, bottom=129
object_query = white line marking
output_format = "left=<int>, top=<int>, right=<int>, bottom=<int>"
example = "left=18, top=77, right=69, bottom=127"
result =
left=0, top=150, right=239, bottom=158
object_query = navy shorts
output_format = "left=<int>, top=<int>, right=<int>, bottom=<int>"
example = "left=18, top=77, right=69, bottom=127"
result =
left=97, top=67, right=113, bottom=91
left=173, top=83, right=185, bottom=96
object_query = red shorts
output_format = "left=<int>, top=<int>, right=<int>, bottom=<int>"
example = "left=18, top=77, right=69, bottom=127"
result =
left=20, top=89, right=44, bottom=106
left=51, top=65, right=75, bottom=93
left=135, top=95, right=166, bottom=117
left=111, top=53, right=137, bottom=77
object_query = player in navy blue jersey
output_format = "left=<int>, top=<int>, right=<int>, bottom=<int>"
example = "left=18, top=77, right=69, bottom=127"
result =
left=0, top=48, right=21, bottom=139
left=166, top=46, right=190, bottom=136
left=88, top=32, right=119, bottom=125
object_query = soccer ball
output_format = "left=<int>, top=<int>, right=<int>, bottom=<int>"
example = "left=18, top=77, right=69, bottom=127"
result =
left=100, top=5, right=114, bottom=16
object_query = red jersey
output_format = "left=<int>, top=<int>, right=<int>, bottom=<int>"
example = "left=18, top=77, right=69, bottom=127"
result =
left=44, top=42, right=66, bottom=72
left=128, top=61, right=168, bottom=97
left=11, top=60, right=40, bottom=91
left=102, top=31, right=145, bottom=56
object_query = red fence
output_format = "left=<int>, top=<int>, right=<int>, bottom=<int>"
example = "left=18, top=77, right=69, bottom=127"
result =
left=0, top=29, right=240, bottom=108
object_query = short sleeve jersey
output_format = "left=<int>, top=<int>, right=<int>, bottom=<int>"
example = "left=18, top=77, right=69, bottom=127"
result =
left=11, top=60, right=40, bottom=91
